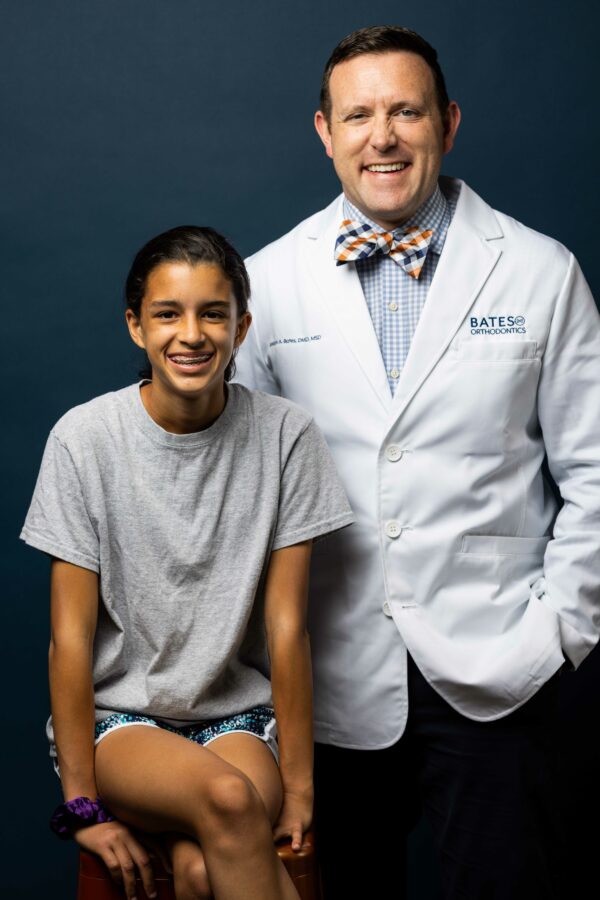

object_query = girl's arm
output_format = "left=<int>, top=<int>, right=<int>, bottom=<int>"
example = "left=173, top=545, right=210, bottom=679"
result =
left=264, top=540, right=314, bottom=852
left=50, top=559, right=157, bottom=900
left=50, top=559, right=99, bottom=801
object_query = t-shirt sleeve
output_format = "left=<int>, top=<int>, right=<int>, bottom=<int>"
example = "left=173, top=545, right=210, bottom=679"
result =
left=272, top=418, right=354, bottom=551
left=20, top=431, right=100, bottom=572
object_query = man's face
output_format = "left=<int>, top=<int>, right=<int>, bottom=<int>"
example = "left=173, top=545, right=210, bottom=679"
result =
left=315, top=51, right=461, bottom=229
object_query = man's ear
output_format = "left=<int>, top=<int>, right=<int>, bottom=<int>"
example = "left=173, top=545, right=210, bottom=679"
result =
left=314, top=110, right=334, bottom=159
left=125, top=309, right=146, bottom=350
left=443, top=101, right=461, bottom=155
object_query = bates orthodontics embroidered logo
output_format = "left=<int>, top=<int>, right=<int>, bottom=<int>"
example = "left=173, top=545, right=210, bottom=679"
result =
left=470, top=315, right=526, bottom=335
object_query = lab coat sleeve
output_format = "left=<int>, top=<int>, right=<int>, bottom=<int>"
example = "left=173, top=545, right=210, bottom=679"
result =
left=537, top=253, right=600, bottom=667
left=234, top=253, right=281, bottom=396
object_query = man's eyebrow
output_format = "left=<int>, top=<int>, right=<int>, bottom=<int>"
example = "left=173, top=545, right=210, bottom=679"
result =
left=340, top=98, right=422, bottom=115
left=339, top=104, right=371, bottom=116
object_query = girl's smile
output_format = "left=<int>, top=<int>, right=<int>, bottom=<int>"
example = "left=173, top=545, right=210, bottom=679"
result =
left=126, top=261, right=251, bottom=433
left=167, top=350, right=215, bottom=373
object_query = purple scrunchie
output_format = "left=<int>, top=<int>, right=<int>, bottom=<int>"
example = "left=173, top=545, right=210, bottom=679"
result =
left=50, top=796, right=115, bottom=840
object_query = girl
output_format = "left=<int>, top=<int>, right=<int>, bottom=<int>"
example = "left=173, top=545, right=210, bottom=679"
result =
left=21, top=226, right=353, bottom=900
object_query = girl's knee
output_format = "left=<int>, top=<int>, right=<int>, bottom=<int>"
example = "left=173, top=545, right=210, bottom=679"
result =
left=204, top=771, right=264, bottom=824
left=199, top=772, right=272, bottom=856
left=174, top=854, right=211, bottom=900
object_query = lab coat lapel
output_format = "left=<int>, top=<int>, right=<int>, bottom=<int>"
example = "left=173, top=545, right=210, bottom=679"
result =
left=390, top=181, right=504, bottom=422
left=303, top=196, right=392, bottom=413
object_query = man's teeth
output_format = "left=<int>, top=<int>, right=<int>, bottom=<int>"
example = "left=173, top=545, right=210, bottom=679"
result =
left=366, top=163, right=407, bottom=172
left=170, top=354, right=212, bottom=365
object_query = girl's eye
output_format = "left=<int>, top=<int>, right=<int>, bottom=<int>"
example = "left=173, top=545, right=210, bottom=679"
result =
left=156, top=311, right=177, bottom=319
left=204, top=310, right=226, bottom=319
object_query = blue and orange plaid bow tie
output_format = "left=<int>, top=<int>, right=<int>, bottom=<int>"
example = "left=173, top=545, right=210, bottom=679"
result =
left=335, top=219, right=434, bottom=279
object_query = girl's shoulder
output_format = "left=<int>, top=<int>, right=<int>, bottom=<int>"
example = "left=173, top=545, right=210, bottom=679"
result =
left=231, top=384, right=314, bottom=434
left=50, top=384, right=138, bottom=449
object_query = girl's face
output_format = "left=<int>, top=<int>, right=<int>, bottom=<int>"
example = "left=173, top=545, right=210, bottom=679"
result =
left=126, top=261, right=251, bottom=408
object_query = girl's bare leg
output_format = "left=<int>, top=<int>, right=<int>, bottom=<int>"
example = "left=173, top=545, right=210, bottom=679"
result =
left=163, top=733, right=288, bottom=900
left=95, top=726, right=299, bottom=900
left=163, top=834, right=211, bottom=900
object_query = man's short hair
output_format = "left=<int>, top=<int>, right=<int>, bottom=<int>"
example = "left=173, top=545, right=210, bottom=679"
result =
left=319, top=25, right=451, bottom=128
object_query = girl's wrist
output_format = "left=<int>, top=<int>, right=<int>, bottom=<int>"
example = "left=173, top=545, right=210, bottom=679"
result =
left=281, top=779, right=313, bottom=798
left=60, top=777, right=99, bottom=803
left=50, top=795, right=115, bottom=840
left=55, top=756, right=98, bottom=801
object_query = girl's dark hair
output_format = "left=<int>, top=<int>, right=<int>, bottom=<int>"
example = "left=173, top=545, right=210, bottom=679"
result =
left=125, top=225, right=250, bottom=382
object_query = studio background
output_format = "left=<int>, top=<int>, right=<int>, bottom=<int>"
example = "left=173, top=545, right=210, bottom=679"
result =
left=2, top=1, right=598, bottom=897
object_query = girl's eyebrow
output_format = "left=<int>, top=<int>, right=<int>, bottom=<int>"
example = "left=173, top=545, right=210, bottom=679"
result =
left=148, top=299, right=231, bottom=308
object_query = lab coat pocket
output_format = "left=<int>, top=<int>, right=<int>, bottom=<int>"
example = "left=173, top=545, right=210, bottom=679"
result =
left=458, top=535, right=549, bottom=627
left=443, top=340, right=541, bottom=453
left=453, top=339, right=538, bottom=361
left=460, top=534, right=550, bottom=555
left=457, top=533, right=560, bottom=696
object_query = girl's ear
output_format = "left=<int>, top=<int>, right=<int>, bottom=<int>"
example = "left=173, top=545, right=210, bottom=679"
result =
left=125, top=309, right=146, bottom=350
left=234, top=311, right=252, bottom=348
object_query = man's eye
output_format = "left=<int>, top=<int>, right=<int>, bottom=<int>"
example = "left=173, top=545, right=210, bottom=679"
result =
left=397, top=108, right=418, bottom=118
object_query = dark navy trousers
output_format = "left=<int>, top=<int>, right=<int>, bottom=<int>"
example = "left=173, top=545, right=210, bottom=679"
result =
left=314, top=655, right=563, bottom=899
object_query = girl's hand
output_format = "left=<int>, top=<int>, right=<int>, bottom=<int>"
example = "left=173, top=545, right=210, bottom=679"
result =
left=75, top=820, right=158, bottom=899
left=272, top=787, right=313, bottom=853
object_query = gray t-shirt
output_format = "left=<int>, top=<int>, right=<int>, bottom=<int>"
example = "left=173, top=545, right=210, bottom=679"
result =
left=21, top=383, right=354, bottom=734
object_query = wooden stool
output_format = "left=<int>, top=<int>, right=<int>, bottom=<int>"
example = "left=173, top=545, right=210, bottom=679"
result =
left=78, top=830, right=321, bottom=899
left=275, top=832, right=322, bottom=900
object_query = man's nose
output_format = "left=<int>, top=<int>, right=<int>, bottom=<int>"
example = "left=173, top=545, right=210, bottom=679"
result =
left=370, top=114, right=397, bottom=151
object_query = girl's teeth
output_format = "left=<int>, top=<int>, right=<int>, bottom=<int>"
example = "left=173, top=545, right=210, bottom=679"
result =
left=171, top=355, right=211, bottom=364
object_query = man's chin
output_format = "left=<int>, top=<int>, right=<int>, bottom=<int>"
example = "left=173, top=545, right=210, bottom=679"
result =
left=365, top=202, right=418, bottom=230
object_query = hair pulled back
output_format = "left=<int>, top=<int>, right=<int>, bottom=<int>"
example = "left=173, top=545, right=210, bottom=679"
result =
left=125, top=225, right=250, bottom=382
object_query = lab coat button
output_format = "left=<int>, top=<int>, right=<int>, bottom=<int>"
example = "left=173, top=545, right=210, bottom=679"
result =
left=385, top=521, right=402, bottom=539
left=382, top=599, right=393, bottom=617
left=386, top=445, right=403, bottom=462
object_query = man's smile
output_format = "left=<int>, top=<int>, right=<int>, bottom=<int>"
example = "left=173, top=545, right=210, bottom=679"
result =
left=364, top=162, right=409, bottom=173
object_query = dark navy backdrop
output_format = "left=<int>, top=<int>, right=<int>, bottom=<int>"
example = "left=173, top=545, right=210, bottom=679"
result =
left=2, top=1, right=598, bottom=896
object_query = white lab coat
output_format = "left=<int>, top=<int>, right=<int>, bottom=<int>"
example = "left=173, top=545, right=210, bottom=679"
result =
left=236, top=177, right=600, bottom=749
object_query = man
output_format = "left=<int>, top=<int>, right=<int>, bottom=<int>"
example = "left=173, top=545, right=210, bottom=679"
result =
left=235, top=25, right=600, bottom=899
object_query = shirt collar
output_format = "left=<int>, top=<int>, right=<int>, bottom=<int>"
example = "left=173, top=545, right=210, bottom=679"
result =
left=342, top=182, right=450, bottom=256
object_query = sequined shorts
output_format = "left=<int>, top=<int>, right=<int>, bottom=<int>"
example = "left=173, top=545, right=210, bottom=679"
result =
left=94, top=705, right=278, bottom=763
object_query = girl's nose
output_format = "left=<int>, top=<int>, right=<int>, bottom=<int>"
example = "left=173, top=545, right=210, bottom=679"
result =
left=181, top=315, right=205, bottom=345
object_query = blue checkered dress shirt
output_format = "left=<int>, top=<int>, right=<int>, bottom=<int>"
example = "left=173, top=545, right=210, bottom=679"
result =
left=343, top=182, right=457, bottom=394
